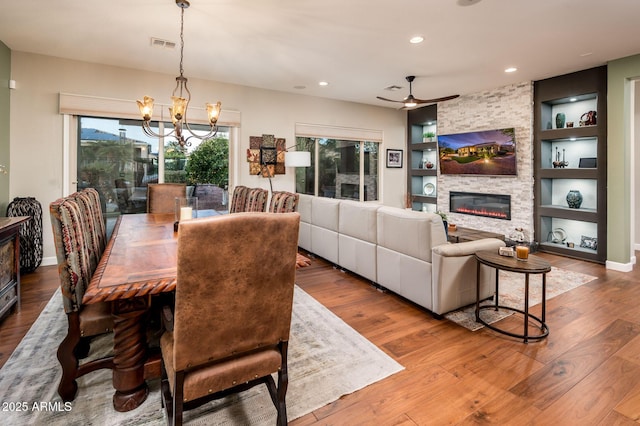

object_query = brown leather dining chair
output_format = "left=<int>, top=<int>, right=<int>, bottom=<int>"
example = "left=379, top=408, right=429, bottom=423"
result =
left=160, top=212, right=300, bottom=425
left=147, top=183, right=187, bottom=214
left=50, top=195, right=114, bottom=402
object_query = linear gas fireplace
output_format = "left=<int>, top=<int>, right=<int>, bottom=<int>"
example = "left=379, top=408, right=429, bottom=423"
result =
left=449, top=191, right=511, bottom=220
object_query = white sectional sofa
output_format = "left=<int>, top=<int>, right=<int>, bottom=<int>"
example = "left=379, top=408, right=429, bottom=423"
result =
left=296, top=194, right=506, bottom=316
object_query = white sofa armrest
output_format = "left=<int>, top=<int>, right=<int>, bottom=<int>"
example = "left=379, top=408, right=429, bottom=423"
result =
left=431, top=238, right=506, bottom=315
left=433, top=238, right=505, bottom=257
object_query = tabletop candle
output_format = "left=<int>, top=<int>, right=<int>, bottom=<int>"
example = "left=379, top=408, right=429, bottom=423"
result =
left=516, top=245, right=529, bottom=261
left=180, top=206, right=193, bottom=221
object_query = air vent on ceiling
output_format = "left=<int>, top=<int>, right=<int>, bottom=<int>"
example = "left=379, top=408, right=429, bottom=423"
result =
left=384, top=85, right=403, bottom=91
left=150, top=37, right=177, bottom=49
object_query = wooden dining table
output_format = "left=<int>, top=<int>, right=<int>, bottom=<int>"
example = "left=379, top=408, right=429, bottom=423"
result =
left=82, top=211, right=309, bottom=412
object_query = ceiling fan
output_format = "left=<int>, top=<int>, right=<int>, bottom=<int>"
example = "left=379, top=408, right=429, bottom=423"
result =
left=377, top=76, right=459, bottom=108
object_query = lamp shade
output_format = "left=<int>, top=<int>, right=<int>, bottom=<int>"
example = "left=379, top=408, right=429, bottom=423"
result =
left=285, top=151, right=311, bottom=167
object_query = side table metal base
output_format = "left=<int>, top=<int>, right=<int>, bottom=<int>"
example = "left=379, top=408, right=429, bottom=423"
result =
left=476, top=305, right=549, bottom=343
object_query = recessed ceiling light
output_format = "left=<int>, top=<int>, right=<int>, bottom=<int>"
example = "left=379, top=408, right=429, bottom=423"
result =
left=504, top=67, right=517, bottom=73
left=318, top=81, right=329, bottom=87
left=580, top=52, right=593, bottom=57
left=293, top=85, right=306, bottom=90
left=409, top=36, right=424, bottom=44
left=570, top=97, right=577, bottom=102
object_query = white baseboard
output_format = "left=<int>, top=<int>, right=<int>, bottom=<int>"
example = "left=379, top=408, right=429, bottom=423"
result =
left=606, top=259, right=634, bottom=272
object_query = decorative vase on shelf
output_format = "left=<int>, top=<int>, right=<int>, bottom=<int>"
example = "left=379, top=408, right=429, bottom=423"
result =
left=555, top=112, right=566, bottom=129
left=425, top=161, right=434, bottom=169
left=566, top=190, right=583, bottom=209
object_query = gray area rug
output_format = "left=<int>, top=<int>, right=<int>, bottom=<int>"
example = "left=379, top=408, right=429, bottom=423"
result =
left=0, top=286, right=403, bottom=425
left=445, top=266, right=597, bottom=331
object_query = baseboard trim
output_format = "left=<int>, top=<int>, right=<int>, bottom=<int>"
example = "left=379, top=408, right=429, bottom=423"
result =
left=605, top=259, right=634, bottom=272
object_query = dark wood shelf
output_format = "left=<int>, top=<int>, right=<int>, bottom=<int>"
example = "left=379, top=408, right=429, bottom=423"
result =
left=410, top=142, right=438, bottom=151
left=539, top=126, right=598, bottom=140
left=538, top=169, right=598, bottom=179
left=538, top=206, right=598, bottom=222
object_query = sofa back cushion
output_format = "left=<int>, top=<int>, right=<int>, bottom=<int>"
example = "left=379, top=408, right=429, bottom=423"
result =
left=338, top=200, right=380, bottom=244
left=297, top=194, right=312, bottom=223
left=311, top=196, right=340, bottom=232
left=376, top=207, right=447, bottom=263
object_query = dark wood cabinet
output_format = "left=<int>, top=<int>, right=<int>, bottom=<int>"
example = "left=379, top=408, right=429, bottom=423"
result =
left=533, top=66, right=607, bottom=263
left=0, top=217, right=29, bottom=319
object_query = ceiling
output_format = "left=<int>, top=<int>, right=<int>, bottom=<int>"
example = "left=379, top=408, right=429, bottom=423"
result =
left=1, top=0, right=640, bottom=108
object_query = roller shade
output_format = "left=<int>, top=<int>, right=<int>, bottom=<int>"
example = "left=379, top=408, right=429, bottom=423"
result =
left=295, top=122, right=383, bottom=142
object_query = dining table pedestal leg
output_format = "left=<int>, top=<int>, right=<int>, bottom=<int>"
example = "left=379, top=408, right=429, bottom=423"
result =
left=111, top=297, right=150, bottom=412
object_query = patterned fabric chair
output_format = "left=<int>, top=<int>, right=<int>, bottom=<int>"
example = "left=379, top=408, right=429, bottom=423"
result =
left=70, top=188, right=106, bottom=271
left=50, top=196, right=114, bottom=402
left=147, top=183, right=187, bottom=214
left=160, top=212, right=300, bottom=425
left=268, top=191, right=300, bottom=213
left=244, top=188, right=269, bottom=212
left=229, top=185, right=249, bottom=213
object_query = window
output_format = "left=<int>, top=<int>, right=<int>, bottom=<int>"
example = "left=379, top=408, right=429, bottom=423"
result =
left=295, top=137, right=379, bottom=202
left=78, top=116, right=230, bottom=218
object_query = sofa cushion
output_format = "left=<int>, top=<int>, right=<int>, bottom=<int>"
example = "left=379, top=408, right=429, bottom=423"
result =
left=377, top=207, right=447, bottom=263
left=297, top=194, right=312, bottom=223
left=311, top=197, right=340, bottom=232
left=338, top=200, right=380, bottom=244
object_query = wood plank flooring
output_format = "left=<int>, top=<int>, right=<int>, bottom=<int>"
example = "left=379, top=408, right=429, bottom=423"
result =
left=1, top=251, right=638, bottom=425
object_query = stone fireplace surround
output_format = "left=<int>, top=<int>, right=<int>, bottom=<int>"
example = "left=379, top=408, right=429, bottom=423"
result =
left=436, top=81, right=534, bottom=240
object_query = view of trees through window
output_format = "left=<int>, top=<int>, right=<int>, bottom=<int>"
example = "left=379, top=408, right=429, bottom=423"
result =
left=77, top=117, right=229, bottom=219
left=295, top=137, right=379, bottom=202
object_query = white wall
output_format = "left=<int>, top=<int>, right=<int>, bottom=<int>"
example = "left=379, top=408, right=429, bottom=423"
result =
left=9, top=52, right=407, bottom=264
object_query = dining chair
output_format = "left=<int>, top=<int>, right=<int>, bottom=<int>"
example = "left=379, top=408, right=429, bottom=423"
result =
left=228, top=185, right=249, bottom=213
left=244, top=187, right=269, bottom=212
left=50, top=196, right=114, bottom=402
left=147, top=183, right=187, bottom=214
left=160, top=212, right=300, bottom=425
left=268, top=191, right=300, bottom=213
left=71, top=188, right=107, bottom=271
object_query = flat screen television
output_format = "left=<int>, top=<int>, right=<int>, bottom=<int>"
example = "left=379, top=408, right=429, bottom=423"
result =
left=437, top=128, right=517, bottom=176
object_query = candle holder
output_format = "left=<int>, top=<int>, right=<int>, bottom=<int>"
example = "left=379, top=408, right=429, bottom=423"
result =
left=174, top=197, right=198, bottom=232
left=515, top=245, right=530, bottom=261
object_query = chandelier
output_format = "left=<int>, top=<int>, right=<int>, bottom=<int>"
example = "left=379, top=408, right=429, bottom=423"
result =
left=137, top=0, right=221, bottom=148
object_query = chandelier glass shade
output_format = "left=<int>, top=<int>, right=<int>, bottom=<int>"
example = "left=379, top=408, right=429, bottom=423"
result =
left=137, top=0, right=221, bottom=148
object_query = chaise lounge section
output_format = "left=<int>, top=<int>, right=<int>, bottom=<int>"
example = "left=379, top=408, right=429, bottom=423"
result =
left=297, top=194, right=505, bottom=316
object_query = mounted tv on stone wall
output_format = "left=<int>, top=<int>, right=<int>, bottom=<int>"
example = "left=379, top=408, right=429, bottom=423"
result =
left=438, top=128, right=517, bottom=176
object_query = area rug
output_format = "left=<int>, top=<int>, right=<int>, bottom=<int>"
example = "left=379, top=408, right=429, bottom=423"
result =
left=445, top=267, right=597, bottom=331
left=0, top=286, right=403, bottom=425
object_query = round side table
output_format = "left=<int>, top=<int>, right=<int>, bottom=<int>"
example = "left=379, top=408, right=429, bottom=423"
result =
left=475, top=250, right=551, bottom=343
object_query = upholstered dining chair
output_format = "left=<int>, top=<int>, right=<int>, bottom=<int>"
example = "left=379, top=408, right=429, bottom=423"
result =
left=228, top=185, right=249, bottom=213
left=147, top=183, right=187, bottom=214
left=268, top=191, right=300, bottom=213
left=50, top=196, right=114, bottom=402
left=160, top=212, right=300, bottom=425
left=243, top=187, right=269, bottom=212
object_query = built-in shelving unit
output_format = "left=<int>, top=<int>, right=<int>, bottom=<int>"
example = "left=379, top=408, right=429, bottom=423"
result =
left=407, top=105, right=438, bottom=212
left=533, top=66, right=607, bottom=263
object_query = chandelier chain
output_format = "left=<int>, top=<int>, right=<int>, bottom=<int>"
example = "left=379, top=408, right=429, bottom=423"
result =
left=179, top=5, right=185, bottom=78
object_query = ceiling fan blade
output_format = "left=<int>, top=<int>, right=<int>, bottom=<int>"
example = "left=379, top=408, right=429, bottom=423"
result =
left=414, top=94, right=460, bottom=104
left=376, top=96, right=404, bottom=103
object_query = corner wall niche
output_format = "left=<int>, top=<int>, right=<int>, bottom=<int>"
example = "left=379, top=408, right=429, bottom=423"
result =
left=434, top=81, right=534, bottom=239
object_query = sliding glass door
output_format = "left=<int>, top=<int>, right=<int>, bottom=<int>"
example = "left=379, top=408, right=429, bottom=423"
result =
left=77, top=116, right=230, bottom=224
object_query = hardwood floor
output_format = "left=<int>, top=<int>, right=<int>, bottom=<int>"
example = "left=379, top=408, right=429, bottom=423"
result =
left=1, top=251, right=638, bottom=424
